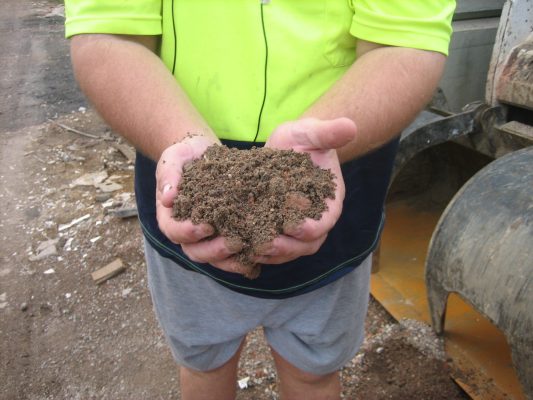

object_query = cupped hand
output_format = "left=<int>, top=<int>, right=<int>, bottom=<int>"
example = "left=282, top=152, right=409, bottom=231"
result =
left=155, top=135, right=254, bottom=275
left=255, top=117, right=357, bottom=264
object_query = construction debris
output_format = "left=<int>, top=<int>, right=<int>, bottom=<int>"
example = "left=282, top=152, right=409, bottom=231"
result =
left=71, top=170, right=123, bottom=193
left=71, top=171, right=108, bottom=187
left=110, top=142, right=136, bottom=163
left=29, top=238, right=59, bottom=261
left=95, top=180, right=123, bottom=193
left=95, top=192, right=113, bottom=202
left=0, top=292, right=7, bottom=309
left=107, top=207, right=138, bottom=219
left=48, top=118, right=101, bottom=139
left=89, top=236, right=101, bottom=243
left=238, top=377, right=251, bottom=389
left=91, top=258, right=126, bottom=284
left=58, top=214, right=91, bottom=232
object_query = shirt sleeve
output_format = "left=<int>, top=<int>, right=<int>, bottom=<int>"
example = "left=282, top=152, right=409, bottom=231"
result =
left=350, top=0, right=455, bottom=55
left=64, top=0, right=162, bottom=38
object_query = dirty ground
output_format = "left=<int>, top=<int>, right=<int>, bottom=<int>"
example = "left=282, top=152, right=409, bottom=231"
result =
left=0, top=1, right=468, bottom=399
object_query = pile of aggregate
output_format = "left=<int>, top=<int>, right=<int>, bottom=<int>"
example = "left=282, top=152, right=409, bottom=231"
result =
left=173, top=144, right=335, bottom=278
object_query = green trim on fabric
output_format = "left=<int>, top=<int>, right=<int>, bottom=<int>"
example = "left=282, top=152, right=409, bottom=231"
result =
left=139, top=213, right=384, bottom=295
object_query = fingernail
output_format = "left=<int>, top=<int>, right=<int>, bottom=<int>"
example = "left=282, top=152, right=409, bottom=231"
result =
left=163, top=184, right=172, bottom=194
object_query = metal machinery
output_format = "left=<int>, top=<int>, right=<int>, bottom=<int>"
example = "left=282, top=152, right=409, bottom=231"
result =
left=371, top=1, right=533, bottom=399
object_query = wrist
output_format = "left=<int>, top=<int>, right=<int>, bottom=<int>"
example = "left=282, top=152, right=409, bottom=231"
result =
left=178, top=131, right=220, bottom=147
left=157, top=132, right=220, bottom=165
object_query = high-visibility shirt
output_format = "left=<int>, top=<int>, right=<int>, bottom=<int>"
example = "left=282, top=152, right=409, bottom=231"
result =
left=65, top=1, right=453, bottom=142
left=65, top=1, right=454, bottom=298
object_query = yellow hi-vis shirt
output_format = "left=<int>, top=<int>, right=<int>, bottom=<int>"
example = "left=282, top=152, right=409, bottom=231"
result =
left=65, top=1, right=454, bottom=143
left=65, top=1, right=455, bottom=298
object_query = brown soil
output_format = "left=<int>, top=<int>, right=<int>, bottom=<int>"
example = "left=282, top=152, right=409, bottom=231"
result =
left=173, top=145, right=335, bottom=278
left=344, top=337, right=463, bottom=399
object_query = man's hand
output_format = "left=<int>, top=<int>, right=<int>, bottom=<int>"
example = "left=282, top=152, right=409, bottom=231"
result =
left=255, top=117, right=357, bottom=264
left=156, top=135, right=216, bottom=244
left=156, top=135, right=250, bottom=274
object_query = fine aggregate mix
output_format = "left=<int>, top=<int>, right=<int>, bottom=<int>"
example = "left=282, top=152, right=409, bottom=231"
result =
left=173, top=144, right=336, bottom=278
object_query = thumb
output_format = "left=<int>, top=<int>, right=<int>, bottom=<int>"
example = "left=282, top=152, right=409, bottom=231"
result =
left=291, top=117, right=356, bottom=150
left=159, top=182, right=179, bottom=208
left=156, top=153, right=183, bottom=208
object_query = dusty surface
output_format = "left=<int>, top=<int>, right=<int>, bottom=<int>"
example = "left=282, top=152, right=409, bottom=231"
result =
left=0, top=0, right=87, bottom=132
left=173, top=145, right=335, bottom=277
left=0, top=0, right=468, bottom=399
left=0, top=110, right=468, bottom=400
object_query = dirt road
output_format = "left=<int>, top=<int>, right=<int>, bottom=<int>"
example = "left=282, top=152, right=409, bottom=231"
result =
left=0, top=0, right=86, bottom=132
left=1, top=2, right=178, bottom=398
left=0, top=1, right=467, bottom=399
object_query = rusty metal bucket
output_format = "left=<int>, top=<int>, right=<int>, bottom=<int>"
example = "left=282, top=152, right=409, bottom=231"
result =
left=426, top=147, right=533, bottom=399
left=371, top=146, right=532, bottom=399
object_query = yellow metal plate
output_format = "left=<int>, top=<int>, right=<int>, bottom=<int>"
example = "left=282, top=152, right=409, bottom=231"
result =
left=371, top=201, right=526, bottom=400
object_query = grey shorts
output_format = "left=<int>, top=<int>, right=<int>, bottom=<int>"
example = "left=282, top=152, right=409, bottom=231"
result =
left=144, top=240, right=371, bottom=375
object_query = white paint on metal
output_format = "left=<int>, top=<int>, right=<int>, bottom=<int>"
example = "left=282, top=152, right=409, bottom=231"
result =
left=486, top=0, right=533, bottom=105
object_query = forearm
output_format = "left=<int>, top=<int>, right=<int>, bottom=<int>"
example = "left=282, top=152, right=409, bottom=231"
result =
left=303, top=41, right=446, bottom=163
left=70, top=34, right=217, bottom=161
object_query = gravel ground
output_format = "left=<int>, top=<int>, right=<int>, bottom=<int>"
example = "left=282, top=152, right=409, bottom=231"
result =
left=0, top=111, right=467, bottom=399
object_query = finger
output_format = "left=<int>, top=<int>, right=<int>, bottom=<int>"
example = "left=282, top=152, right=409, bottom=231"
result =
left=253, top=234, right=327, bottom=264
left=284, top=194, right=343, bottom=241
left=290, top=117, right=356, bottom=150
left=159, top=181, right=179, bottom=208
left=156, top=200, right=214, bottom=244
left=156, top=145, right=193, bottom=207
left=156, top=137, right=218, bottom=207
left=181, top=236, right=243, bottom=263
left=210, top=257, right=260, bottom=278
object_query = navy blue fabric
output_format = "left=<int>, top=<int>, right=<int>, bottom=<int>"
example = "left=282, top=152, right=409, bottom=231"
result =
left=135, top=138, right=399, bottom=299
